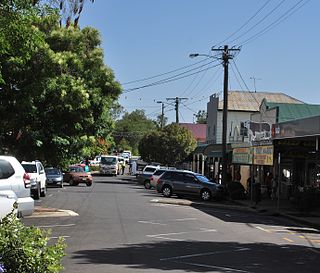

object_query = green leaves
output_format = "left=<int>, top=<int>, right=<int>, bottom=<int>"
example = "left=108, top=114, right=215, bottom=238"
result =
left=0, top=2, right=121, bottom=166
left=0, top=211, right=66, bottom=273
left=139, top=123, right=197, bottom=165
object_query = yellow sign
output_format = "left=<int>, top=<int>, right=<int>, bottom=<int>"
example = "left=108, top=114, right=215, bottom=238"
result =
left=232, top=147, right=253, bottom=165
left=253, top=145, right=273, bottom=165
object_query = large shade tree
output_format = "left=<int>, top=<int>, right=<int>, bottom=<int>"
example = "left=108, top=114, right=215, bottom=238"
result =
left=0, top=1, right=121, bottom=166
left=139, top=123, right=197, bottom=165
left=113, top=110, right=156, bottom=155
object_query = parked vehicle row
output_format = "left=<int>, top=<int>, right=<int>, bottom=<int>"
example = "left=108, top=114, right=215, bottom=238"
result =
left=139, top=167, right=226, bottom=202
left=0, top=155, right=96, bottom=219
left=0, top=156, right=34, bottom=218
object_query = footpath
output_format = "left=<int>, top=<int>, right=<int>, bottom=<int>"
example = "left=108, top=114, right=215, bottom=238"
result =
left=150, top=196, right=320, bottom=229
left=118, top=174, right=320, bottom=229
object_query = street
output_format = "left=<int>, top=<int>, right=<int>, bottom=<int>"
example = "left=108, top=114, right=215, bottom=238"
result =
left=23, top=174, right=320, bottom=273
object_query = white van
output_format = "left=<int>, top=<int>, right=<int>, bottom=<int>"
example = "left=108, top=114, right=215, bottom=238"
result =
left=100, top=155, right=119, bottom=176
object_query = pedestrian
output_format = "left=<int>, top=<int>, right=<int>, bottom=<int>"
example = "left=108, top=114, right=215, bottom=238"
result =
left=121, top=161, right=125, bottom=175
left=265, top=172, right=273, bottom=199
left=271, top=175, right=278, bottom=200
left=253, top=180, right=261, bottom=206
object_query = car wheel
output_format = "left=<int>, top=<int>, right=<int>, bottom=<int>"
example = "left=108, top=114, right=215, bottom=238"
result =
left=86, top=182, right=92, bottom=187
left=162, top=185, right=172, bottom=198
left=33, top=183, right=41, bottom=200
left=69, top=179, right=74, bottom=186
left=201, top=189, right=211, bottom=201
left=144, top=180, right=151, bottom=189
left=40, top=186, right=46, bottom=197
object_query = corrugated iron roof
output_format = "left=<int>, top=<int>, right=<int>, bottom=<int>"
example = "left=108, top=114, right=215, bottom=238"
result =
left=179, top=123, right=207, bottom=142
left=266, top=102, right=320, bottom=122
left=218, top=91, right=304, bottom=111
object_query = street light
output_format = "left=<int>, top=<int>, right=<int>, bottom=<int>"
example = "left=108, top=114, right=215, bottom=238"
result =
left=189, top=46, right=240, bottom=185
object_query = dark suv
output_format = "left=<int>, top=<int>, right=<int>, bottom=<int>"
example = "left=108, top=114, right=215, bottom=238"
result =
left=156, top=170, right=225, bottom=201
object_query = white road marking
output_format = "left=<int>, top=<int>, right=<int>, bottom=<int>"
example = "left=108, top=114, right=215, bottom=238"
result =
left=256, top=226, right=272, bottom=233
left=160, top=248, right=250, bottom=261
left=147, top=231, right=189, bottom=237
left=147, top=228, right=217, bottom=239
left=138, top=221, right=167, bottom=225
left=152, top=236, right=184, bottom=241
left=225, top=214, right=231, bottom=217
left=49, top=235, right=70, bottom=239
left=36, top=224, right=76, bottom=228
left=48, top=194, right=53, bottom=197
left=177, top=261, right=250, bottom=273
left=174, top=218, right=197, bottom=221
left=283, top=237, right=294, bottom=243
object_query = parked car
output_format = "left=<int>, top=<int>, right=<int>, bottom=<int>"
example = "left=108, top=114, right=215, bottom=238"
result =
left=137, top=165, right=160, bottom=189
left=45, top=167, right=64, bottom=188
left=0, top=155, right=34, bottom=216
left=100, top=155, right=119, bottom=176
left=156, top=170, right=226, bottom=201
left=64, top=165, right=93, bottom=186
left=150, top=169, right=169, bottom=189
left=0, top=190, right=17, bottom=219
left=21, top=160, right=47, bottom=200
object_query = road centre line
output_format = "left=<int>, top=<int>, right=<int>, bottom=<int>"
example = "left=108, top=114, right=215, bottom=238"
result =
left=174, top=218, right=197, bottom=221
left=160, top=247, right=250, bottom=261
left=147, top=228, right=217, bottom=238
left=36, top=224, right=76, bottom=228
left=283, top=237, right=294, bottom=243
left=138, top=218, right=197, bottom=225
left=151, top=236, right=184, bottom=241
left=138, top=221, right=167, bottom=225
left=256, top=226, right=272, bottom=233
left=176, top=261, right=250, bottom=273
left=49, top=235, right=70, bottom=240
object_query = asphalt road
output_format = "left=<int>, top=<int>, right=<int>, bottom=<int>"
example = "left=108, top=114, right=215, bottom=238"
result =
left=23, top=174, right=320, bottom=273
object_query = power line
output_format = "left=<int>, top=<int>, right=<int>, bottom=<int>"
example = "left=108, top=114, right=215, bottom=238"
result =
left=121, top=58, right=211, bottom=85
left=229, top=0, right=287, bottom=44
left=123, top=62, right=221, bottom=94
left=231, top=59, right=250, bottom=91
left=212, top=0, right=272, bottom=47
left=239, top=0, right=310, bottom=46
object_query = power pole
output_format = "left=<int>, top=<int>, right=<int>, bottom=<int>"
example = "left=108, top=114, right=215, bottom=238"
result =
left=156, top=101, right=165, bottom=129
left=166, top=97, right=188, bottom=124
left=212, top=45, right=240, bottom=185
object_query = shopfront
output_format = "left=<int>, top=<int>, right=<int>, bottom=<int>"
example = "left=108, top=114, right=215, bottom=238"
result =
left=272, top=115, right=320, bottom=199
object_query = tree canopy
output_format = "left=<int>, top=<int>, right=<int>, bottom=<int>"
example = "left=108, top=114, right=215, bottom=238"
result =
left=139, top=123, right=197, bottom=166
left=113, top=110, right=156, bottom=155
left=0, top=1, right=121, bottom=166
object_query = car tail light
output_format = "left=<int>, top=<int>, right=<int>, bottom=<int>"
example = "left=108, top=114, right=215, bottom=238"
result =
left=157, top=179, right=161, bottom=185
left=150, top=176, right=154, bottom=181
left=23, top=172, right=31, bottom=188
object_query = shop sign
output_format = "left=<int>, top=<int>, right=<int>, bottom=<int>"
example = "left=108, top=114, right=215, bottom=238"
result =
left=232, top=147, right=253, bottom=165
left=253, top=145, right=273, bottom=165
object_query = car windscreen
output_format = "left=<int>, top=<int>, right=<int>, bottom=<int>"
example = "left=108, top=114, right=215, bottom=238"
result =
left=154, top=169, right=166, bottom=176
left=101, top=157, right=116, bottom=165
left=0, top=159, right=15, bottom=179
left=45, top=168, right=61, bottom=175
left=69, top=167, right=84, bottom=172
left=144, top=167, right=157, bottom=173
left=22, top=164, right=37, bottom=173
left=195, top=175, right=210, bottom=183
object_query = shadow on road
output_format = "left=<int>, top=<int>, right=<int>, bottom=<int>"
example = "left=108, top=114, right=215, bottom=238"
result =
left=71, top=241, right=320, bottom=272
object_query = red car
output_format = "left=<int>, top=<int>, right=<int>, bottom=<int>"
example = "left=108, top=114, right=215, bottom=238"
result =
left=64, top=166, right=93, bottom=186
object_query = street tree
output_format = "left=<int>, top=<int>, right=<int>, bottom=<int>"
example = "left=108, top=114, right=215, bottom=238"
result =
left=113, top=110, right=156, bottom=155
left=195, top=110, right=207, bottom=124
left=0, top=3, right=121, bottom=166
left=139, top=123, right=197, bottom=165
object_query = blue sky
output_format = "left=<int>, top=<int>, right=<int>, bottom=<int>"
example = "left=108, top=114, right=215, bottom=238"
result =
left=80, top=0, right=318, bottom=123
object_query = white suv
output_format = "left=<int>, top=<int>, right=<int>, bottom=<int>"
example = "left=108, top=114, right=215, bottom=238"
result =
left=21, top=160, right=47, bottom=200
left=0, top=156, right=34, bottom=216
